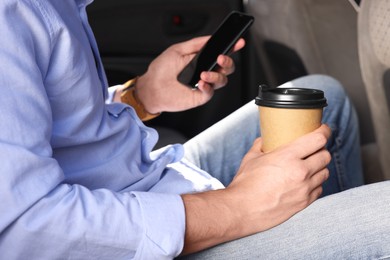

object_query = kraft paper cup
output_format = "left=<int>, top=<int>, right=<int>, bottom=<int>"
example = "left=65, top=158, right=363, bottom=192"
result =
left=255, top=86, right=327, bottom=153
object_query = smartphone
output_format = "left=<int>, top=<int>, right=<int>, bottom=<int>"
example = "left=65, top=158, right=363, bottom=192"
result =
left=177, top=11, right=254, bottom=89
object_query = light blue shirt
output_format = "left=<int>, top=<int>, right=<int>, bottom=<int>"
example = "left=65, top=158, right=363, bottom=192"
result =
left=0, top=0, right=223, bottom=259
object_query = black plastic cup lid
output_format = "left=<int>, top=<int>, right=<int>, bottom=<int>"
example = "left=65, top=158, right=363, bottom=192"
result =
left=255, top=85, right=327, bottom=109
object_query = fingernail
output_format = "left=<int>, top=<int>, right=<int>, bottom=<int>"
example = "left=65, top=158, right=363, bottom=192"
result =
left=219, top=55, right=225, bottom=64
left=201, top=72, right=208, bottom=80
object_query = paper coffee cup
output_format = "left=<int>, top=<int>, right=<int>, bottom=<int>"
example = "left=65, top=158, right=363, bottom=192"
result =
left=255, top=86, right=327, bottom=153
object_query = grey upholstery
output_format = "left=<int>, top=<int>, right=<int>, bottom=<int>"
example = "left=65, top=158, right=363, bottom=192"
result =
left=358, top=0, right=390, bottom=180
left=245, top=0, right=375, bottom=143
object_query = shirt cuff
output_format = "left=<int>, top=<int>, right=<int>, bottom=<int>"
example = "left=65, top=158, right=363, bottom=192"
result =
left=106, top=85, right=121, bottom=104
left=131, top=191, right=186, bottom=259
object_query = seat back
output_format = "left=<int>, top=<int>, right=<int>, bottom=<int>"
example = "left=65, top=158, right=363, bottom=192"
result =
left=245, top=0, right=383, bottom=182
left=358, top=0, right=390, bottom=180
left=244, top=0, right=374, bottom=144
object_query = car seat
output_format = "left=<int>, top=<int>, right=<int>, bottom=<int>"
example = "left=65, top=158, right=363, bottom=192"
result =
left=358, top=0, right=390, bottom=180
left=245, top=0, right=387, bottom=183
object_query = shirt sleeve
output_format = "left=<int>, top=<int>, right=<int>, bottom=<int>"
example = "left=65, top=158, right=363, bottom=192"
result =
left=106, top=85, right=121, bottom=104
left=0, top=1, right=185, bottom=259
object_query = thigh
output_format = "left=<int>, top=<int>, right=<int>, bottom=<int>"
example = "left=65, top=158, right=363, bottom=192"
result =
left=180, top=181, right=390, bottom=260
left=184, top=74, right=363, bottom=189
left=183, top=100, right=259, bottom=186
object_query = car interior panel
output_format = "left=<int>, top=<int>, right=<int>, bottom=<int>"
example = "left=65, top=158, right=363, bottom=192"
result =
left=87, top=0, right=258, bottom=148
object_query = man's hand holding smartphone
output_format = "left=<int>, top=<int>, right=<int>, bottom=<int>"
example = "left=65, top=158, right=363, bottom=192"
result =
left=126, top=14, right=249, bottom=115
left=177, top=11, right=254, bottom=89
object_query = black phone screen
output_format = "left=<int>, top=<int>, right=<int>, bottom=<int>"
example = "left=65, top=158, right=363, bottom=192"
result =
left=177, top=11, right=254, bottom=88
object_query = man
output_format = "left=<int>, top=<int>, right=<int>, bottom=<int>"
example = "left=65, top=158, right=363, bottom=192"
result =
left=1, top=0, right=389, bottom=259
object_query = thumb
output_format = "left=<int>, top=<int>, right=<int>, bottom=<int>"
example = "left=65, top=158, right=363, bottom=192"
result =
left=250, top=137, right=264, bottom=154
left=176, top=36, right=210, bottom=55
left=233, top=137, right=263, bottom=180
left=241, top=137, right=264, bottom=164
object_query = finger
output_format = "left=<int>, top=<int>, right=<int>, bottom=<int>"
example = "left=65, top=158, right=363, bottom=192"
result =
left=303, top=148, right=332, bottom=177
left=307, top=168, right=329, bottom=198
left=285, top=124, right=331, bottom=159
left=200, top=71, right=228, bottom=89
left=216, top=55, right=235, bottom=75
left=175, top=36, right=211, bottom=55
left=299, top=170, right=327, bottom=208
left=195, top=81, right=215, bottom=103
left=232, top=38, right=246, bottom=52
left=309, top=167, right=330, bottom=189
left=308, top=184, right=324, bottom=204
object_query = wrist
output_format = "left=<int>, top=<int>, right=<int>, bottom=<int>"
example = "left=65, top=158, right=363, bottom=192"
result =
left=120, top=77, right=160, bottom=121
left=181, top=189, right=242, bottom=255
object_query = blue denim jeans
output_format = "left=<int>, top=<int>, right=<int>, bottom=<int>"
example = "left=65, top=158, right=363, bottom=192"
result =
left=184, top=74, right=364, bottom=194
left=181, top=75, right=390, bottom=259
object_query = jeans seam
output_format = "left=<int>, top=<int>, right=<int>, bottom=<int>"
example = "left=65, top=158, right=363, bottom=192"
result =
left=338, top=135, right=348, bottom=191
left=332, top=131, right=347, bottom=191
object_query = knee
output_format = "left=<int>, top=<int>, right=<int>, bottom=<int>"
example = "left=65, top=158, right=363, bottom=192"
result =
left=320, top=76, right=348, bottom=109
left=306, top=75, right=345, bottom=96
left=299, top=74, right=348, bottom=106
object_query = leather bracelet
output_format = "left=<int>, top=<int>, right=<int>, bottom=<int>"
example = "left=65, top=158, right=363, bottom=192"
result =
left=121, top=77, right=160, bottom=121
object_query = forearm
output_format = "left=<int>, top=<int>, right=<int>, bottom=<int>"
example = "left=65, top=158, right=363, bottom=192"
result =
left=181, top=189, right=245, bottom=255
